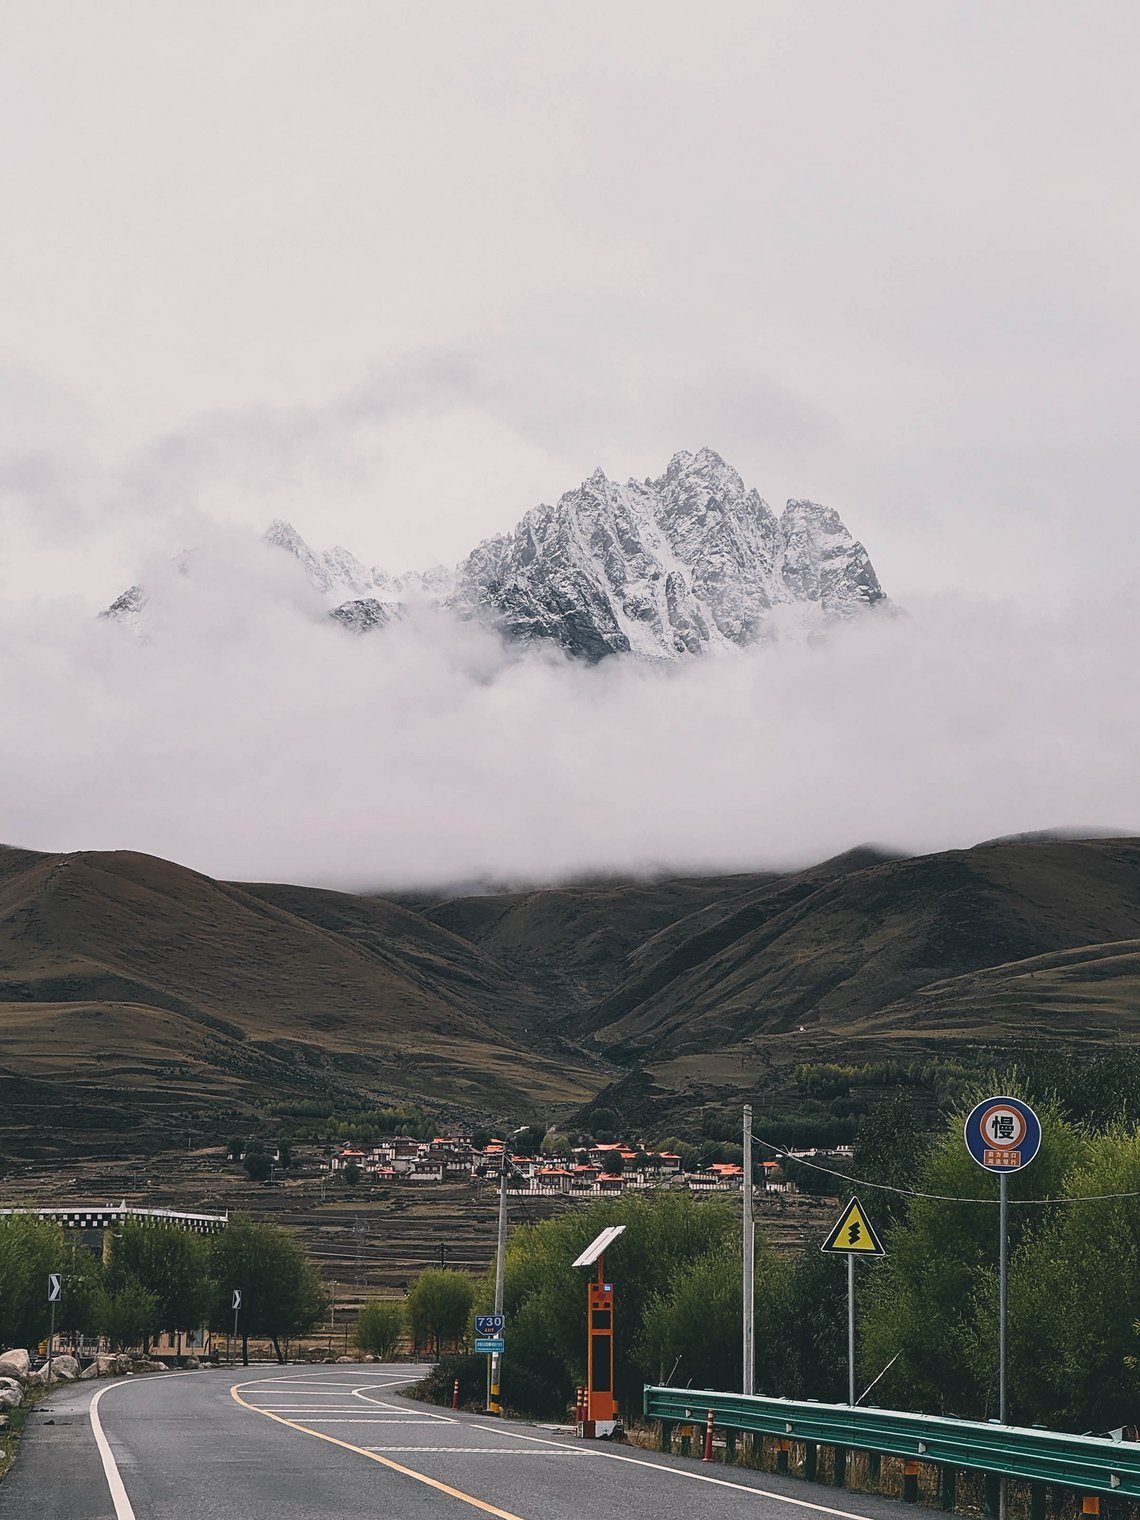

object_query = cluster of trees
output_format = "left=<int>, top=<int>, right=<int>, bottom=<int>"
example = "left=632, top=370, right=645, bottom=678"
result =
left=432, top=1191, right=853, bottom=1420
left=226, top=1138, right=292, bottom=1182
left=416, top=1070, right=1140, bottom=1433
left=0, top=1213, right=327, bottom=1364
left=859, top=1106, right=1140, bottom=1430
left=356, top=1269, right=476, bottom=1358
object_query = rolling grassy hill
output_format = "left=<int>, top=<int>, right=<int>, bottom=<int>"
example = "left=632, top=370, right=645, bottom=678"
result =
left=2, top=834, right=1139, bottom=1162
left=0, top=845, right=601, bottom=1157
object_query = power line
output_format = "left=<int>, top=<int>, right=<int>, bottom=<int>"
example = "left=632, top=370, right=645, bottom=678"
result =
left=756, top=1137, right=1140, bottom=1206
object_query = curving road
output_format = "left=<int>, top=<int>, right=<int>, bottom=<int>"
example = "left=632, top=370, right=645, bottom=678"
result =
left=0, top=1364, right=939, bottom=1520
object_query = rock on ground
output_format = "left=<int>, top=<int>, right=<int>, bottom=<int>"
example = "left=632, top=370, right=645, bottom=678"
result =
left=0, top=1350, right=30, bottom=1380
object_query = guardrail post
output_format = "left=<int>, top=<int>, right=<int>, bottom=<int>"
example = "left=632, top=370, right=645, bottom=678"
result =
left=903, top=1459, right=920, bottom=1502
left=805, top=1441, right=818, bottom=1482
left=679, top=1425, right=692, bottom=1457
left=777, top=1438, right=791, bottom=1474
left=834, top=1446, right=848, bottom=1487
left=1030, top=1482, right=1045, bottom=1520
left=726, top=1430, right=737, bottom=1460
left=939, top=1464, right=956, bottom=1510
left=985, top=1472, right=1001, bottom=1519
left=1082, top=1498, right=1100, bottom=1519
left=658, top=1420, right=673, bottom=1453
left=868, top=1452, right=882, bottom=1482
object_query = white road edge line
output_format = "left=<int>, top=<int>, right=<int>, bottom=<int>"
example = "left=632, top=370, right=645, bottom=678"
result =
left=89, top=1371, right=186, bottom=1520
left=456, top=1415, right=892, bottom=1520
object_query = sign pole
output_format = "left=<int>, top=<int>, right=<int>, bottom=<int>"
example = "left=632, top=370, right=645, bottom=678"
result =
left=848, top=1252, right=856, bottom=1406
left=742, top=1103, right=754, bottom=1396
left=46, top=1274, right=62, bottom=1386
left=999, top=1170, right=1009, bottom=1520
left=999, top=1169, right=1008, bottom=1422
left=820, top=1195, right=885, bottom=1413
left=962, top=1092, right=1041, bottom=1520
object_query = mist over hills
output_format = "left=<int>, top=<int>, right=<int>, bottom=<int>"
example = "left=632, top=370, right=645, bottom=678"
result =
left=2, top=833, right=1139, bottom=1161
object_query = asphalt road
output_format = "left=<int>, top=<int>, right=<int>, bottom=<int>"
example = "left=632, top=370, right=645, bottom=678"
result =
left=0, top=1364, right=942, bottom=1520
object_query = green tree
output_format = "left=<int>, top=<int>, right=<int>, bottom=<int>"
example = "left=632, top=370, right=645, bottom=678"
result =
left=107, top=1223, right=211, bottom=1354
left=600, top=1152, right=624, bottom=1176
left=861, top=1097, right=1083, bottom=1418
left=514, top=1125, right=548, bottom=1157
left=762, top=1237, right=849, bottom=1401
left=1006, top=1126, right=1140, bottom=1430
left=488, top=1191, right=739, bottom=1418
left=55, top=1237, right=106, bottom=1344
left=639, top=1249, right=742, bottom=1390
left=0, top=1213, right=65, bottom=1349
left=208, top=1213, right=328, bottom=1364
left=355, top=1299, right=405, bottom=1360
left=853, top=1092, right=936, bottom=1222
left=243, top=1151, right=273, bottom=1183
left=343, top=1161, right=361, bottom=1187
left=96, top=1277, right=159, bottom=1351
left=405, top=1270, right=474, bottom=1353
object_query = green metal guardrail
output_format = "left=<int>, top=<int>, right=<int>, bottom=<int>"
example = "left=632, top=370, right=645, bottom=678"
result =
left=644, top=1386, right=1140, bottom=1501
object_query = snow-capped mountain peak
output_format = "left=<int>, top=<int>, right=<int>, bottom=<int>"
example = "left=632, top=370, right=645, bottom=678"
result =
left=106, top=449, right=886, bottom=659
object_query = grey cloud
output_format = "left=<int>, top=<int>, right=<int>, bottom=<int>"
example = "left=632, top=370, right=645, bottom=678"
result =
left=0, top=552, right=1135, bottom=890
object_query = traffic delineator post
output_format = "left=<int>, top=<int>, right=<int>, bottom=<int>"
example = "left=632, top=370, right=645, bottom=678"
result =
left=703, top=1408, right=715, bottom=1462
left=452, top=1377, right=460, bottom=1410
left=903, top=1459, right=921, bottom=1503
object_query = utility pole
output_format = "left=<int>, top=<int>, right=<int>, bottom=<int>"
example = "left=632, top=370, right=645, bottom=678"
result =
left=489, top=1126, right=525, bottom=1415
left=742, top=1104, right=755, bottom=1395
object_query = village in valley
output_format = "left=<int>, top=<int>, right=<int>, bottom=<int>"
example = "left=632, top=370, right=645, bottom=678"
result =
left=324, top=1133, right=853, bottom=1194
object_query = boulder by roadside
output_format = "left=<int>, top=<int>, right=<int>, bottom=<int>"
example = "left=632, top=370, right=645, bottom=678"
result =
left=0, top=1352, right=30, bottom=1382
left=28, top=1354, right=80, bottom=1386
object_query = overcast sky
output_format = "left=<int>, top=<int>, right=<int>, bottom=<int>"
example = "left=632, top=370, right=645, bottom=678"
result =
left=2, top=2, right=1138, bottom=883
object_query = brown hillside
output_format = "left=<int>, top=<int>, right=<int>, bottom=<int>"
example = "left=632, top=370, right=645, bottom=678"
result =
left=0, top=849, right=600, bottom=1151
left=588, top=838, right=1140, bottom=1063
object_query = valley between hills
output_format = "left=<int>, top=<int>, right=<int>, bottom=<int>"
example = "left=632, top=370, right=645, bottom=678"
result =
left=2, top=833, right=1140, bottom=1168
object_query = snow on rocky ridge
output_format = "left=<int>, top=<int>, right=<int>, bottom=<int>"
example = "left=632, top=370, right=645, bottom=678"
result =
left=105, top=449, right=886, bottom=659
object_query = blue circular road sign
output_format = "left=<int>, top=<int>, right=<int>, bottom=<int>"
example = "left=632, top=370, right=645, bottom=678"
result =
left=964, top=1095, right=1042, bottom=1172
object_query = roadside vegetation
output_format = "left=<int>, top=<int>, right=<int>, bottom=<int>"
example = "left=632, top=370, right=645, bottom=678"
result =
left=399, top=1054, right=1140, bottom=1434
left=0, top=1211, right=326, bottom=1365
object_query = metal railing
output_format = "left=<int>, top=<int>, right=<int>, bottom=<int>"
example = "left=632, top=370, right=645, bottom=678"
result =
left=643, top=1386, right=1140, bottom=1500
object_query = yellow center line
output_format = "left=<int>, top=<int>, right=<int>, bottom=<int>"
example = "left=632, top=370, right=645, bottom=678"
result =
left=230, top=1382, right=528, bottom=1520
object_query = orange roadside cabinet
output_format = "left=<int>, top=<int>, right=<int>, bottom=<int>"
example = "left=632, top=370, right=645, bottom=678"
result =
left=571, top=1224, right=626, bottom=1437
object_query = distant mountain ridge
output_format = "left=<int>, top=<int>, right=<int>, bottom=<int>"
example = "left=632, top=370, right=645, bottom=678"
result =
left=105, top=448, right=886, bottom=660
left=3, top=833, right=1139, bottom=1159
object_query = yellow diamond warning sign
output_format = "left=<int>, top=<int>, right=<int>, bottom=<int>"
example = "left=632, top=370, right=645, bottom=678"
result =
left=820, top=1196, right=886, bottom=1256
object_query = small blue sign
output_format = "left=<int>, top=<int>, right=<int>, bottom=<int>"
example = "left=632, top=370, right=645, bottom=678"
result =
left=475, top=1337, right=505, bottom=1354
left=475, top=1314, right=505, bottom=1335
left=964, top=1095, right=1042, bottom=1172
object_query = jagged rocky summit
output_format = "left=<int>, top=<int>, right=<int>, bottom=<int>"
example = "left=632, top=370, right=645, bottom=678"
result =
left=105, top=449, right=886, bottom=660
